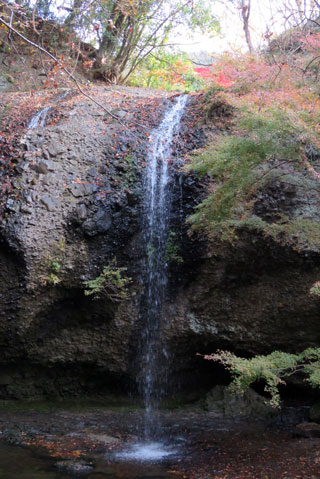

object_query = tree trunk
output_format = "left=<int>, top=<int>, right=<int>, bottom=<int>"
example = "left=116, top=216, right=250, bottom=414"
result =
left=240, top=1, right=254, bottom=53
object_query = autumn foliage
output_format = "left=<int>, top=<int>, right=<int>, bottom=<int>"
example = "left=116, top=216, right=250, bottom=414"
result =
left=187, top=46, right=320, bottom=243
left=194, top=51, right=320, bottom=148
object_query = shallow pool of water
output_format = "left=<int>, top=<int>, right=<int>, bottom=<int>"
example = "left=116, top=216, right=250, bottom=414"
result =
left=0, top=409, right=318, bottom=479
left=0, top=443, right=64, bottom=479
left=0, top=442, right=178, bottom=479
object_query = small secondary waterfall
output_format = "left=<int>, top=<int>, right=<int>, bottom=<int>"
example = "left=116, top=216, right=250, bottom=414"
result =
left=139, top=94, right=188, bottom=439
left=27, top=91, right=69, bottom=129
left=27, top=107, right=51, bottom=129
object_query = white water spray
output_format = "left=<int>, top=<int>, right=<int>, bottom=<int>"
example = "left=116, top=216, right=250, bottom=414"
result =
left=115, top=95, right=188, bottom=463
left=27, top=107, right=51, bottom=129
left=140, top=94, right=188, bottom=438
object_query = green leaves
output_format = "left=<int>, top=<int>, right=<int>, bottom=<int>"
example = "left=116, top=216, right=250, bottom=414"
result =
left=205, top=348, right=320, bottom=408
left=164, top=231, right=183, bottom=264
left=183, top=0, right=220, bottom=35
left=310, top=281, right=320, bottom=297
left=129, top=50, right=204, bottom=91
left=84, top=261, right=132, bottom=302
left=187, top=106, right=304, bottom=239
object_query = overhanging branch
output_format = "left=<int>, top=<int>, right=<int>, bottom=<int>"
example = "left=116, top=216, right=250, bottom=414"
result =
left=0, top=13, right=123, bottom=123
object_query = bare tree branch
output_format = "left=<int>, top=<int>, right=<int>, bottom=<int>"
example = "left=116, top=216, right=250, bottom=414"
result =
left=0, top=12, right=123, bottom=123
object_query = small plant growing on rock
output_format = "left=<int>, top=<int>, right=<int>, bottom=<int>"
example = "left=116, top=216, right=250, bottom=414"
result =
left=39, top=237, right=66, bottom=287
left=50, top=260, right=61, bottom=272
left=164, top=231, right=183, bottom=264
left=39, top=260, right=61, bottom=286
left=43, top=273, right=61, bottom=286
left=84, top=261, right=132, bottom=303
left=310, top=281, right=320, bottom=296
left=39, top=262, right=61, bottom=286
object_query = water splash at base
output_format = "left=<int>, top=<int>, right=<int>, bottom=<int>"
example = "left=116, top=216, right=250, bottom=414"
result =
left=115, top=442, right=177, bottom=462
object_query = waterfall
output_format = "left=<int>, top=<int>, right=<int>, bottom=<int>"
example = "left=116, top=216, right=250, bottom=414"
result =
left=27, top=91, right=69, bottom=129
left=139, top=94, right=188, bottom=438
left=27, top=107, right=51, bottom=129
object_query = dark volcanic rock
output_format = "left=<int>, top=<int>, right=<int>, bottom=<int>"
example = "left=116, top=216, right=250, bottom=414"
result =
left=82, top=208, right=112, bottom=236
left=55, top=460, right=94, bottom=474
left=0, top=87, right=320, bottom=402
left=0, top=87, right=155, bottom=399
left=310, top=401, right=320, bottom=423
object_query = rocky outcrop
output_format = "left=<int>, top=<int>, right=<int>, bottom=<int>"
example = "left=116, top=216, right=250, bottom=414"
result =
left=163, top=166, right=320, bottom=393
left=310, top=401, right=320, bottom=423
left=0, top=87, right=171, bottom=398
left=0, top=87, right=206, bottom=398
left=0, top=87, right=320, bottom=401
left=204, top=385, right=277, bottom=420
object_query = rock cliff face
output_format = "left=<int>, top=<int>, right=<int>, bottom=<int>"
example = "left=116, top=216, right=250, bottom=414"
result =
left=0, top=87, right=320, bottom=399
left=0, top=87, right=161, bottom=397
left=164, top=168, right=320, bottom=391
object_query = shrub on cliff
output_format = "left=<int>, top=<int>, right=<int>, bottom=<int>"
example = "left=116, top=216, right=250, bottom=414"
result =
left=186, top=50, right=320, bottom=243
left=84, top=262, right=131, bottom=302
left=204, top=348, right=320, bottom=408
left=186, top=107, right=304, bottom=240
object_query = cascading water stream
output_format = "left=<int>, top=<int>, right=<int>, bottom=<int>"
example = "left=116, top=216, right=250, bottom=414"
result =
left=27, top=106, right=51, bottom=129
left=116, top=95, right=188, bottom=463
left=27, top=91, right=70, bottom=129
left=140, top=94, right=188, bottom=437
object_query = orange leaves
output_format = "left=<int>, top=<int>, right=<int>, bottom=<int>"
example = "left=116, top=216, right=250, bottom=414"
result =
left=43, top=60, right=66, bottom=89
left=73, top=178, right=86, bottom=184
left=83, top=59, right=94, bottom=70
left=148, top=59, right=191, bottom=89
left=24, top=436, right=87, bottom=459
left=203, top=52, right=320, bottom=151
left=195, top=55, right=278, bottom=91
left=300, top=32, right=320, bottom=51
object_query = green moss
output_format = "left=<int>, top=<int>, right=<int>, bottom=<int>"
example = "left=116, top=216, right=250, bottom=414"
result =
left=115, top=153, right=139, bottom=188
left=39, top=239, right=66, bottom=286
left=235, top=216, right=320, bottom=248
left=1, top=73, right=14, bottom=84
